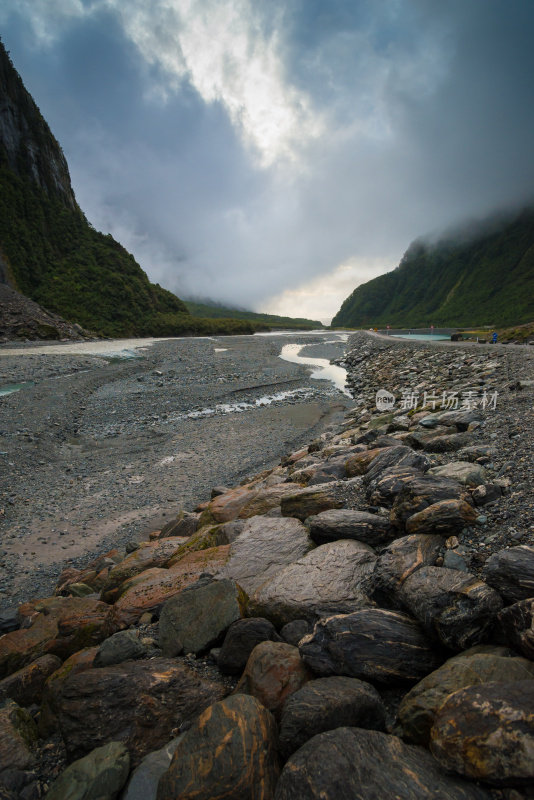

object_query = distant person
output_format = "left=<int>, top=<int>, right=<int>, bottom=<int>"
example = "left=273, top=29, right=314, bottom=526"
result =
left=492, top=331, right=498, bottom=343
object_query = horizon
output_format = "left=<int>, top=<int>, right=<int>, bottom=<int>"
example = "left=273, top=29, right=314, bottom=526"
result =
left=2, top=1, right=534, bottom=324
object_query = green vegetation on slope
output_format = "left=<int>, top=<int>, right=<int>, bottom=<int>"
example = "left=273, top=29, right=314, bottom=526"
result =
left=0, top=40, right=261, bottom=338
left=185, top=300, right=323, bottom=329
left=332, top=207, right=534, bottom=329
left=0, top=164, right=194, bottom=336
left=0, top=161, right=260, bottom=336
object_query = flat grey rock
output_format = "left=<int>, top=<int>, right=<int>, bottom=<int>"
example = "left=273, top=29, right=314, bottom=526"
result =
left=94, top=630, right=147, bottom=668
left=159, top=577, right=245, bottom=656
left=122, top=736, right=182, bottom=800
left=46, top=741, right=130, bottom=800
left=219, top=516, right=314, bottom=595
left=428, top=461, right=486, bottom=487
left=249, top=540, right=376, bottom=627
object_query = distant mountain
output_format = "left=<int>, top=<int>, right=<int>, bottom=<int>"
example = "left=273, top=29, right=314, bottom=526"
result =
left=332, top=207, right=534, bottom=329
left=185, top=300, right=323, bottom=330
left=0, top=40, right=258, bottom=339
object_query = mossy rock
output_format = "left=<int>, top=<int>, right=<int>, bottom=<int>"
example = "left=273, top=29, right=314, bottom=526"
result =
left=165, top=525, right=226, bottom=567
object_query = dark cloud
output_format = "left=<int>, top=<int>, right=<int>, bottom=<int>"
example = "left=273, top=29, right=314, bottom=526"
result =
left=1, top=1, right=533, bottom=321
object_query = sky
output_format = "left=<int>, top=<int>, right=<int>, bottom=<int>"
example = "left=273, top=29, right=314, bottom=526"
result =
left=2, top=1, right=534, bottom=324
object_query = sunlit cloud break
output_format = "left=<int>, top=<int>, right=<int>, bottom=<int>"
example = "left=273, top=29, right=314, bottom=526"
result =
left=5, top=0, right=322, bottom=166
left=108, top=0, right=324, bottom=166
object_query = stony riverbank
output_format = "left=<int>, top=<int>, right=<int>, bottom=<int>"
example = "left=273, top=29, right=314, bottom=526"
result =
left=0, top=333, right=350, bottom=607
left=0, top=331, right=533, bottom=799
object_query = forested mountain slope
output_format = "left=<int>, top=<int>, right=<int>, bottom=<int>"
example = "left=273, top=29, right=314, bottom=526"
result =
left=332, top=207, right=534, bottom=328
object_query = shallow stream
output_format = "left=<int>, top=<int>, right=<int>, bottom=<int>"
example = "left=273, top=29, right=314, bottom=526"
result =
left=279, top=343, right=350, bottom=395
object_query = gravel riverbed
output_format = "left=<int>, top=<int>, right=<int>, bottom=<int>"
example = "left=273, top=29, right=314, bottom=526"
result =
left=0, top=333, right=351, bottom=607
left=1, top=330, right=534, bottom=799
left=341, top=332, right=534, bottom=564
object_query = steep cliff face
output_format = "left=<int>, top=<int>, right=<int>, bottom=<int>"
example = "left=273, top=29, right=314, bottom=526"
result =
left=0, top=41, right=75, bottom=209
left=0, top=39, right=196, bottom=337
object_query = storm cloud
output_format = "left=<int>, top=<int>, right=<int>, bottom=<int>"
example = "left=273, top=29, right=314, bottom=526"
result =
left=2, top=0, right=534, bottom=322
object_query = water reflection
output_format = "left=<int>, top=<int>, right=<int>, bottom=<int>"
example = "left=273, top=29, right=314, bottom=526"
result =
left=279, top=343, right=350, bottom=396
left=0, top=381, right=34, bottom=397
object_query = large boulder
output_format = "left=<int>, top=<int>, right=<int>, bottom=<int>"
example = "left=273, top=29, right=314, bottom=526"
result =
left=362, top=446, right=430, bottom=484
left=0, top=654, right=61, bottom=707
left=217, top=618, right=282, bottom=675
left=484, top=546, right=534, bottom=602
left=159, top=511, right=199, bottom=538
left=163, top=527, right=229, bottom=567
left=234, top=641, right=311, bottom=719
left=435, top=409, right=482, bottom=431
left=202, top=482, right=298, bottom=523
left=306, top=458, right=348, bottom=486
left=365, top=466, right=425, bottom=507
left=367, top=533, right=443, bottom=607
left=299, top=609, right=441, bottom=684
left=113, top=546, right=230, bottom=625
left=205, top=485, right=259, bottom=523
left=280, top=486, right=344, bottom=521
left=46, top=741, right=130, bottom=800
left=219, top=516, right=314, bottom=595
left=397, top=646, right=534, bottom=745
left=497, top=598, right=534, bottom=659
left=399, top=566, right=503, bottom=651
left=457, top=444, right=496, bottom=463
left=306, top=509, right=395, bottom=547
left=404, top=429, right=452, bottom=449
left=390, top=475, right=469, bottom=527
left=0, top=700, right=38, bottom=773
left=39, top=646, right=99, bottom=737
left=237, top=484, right=301, bottom=518
left=47, top=658, right=226, bottom=766
left=405, top=499, right=478, bottom=536
left=345, top=447, right=389, bottom=477
left=54, top=549, right=122, bottom=596
left=0, top=597, right=123, bottom=679
left=428, top=462, right=486, bottom=487
left=103, top=538, right=191, bottom=592
left=274, top=727, right=492, bottom=800
left=157, top=695, right=279, bottom=800
left=422, top=432, right=473, bottom=453
left=159, top=577, right=246, bottom=656
left=430, top=680, right=534, bottom=786
left=278, top=676, right=386, bottom=760
left=248, top=540, right=376, bottom=627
